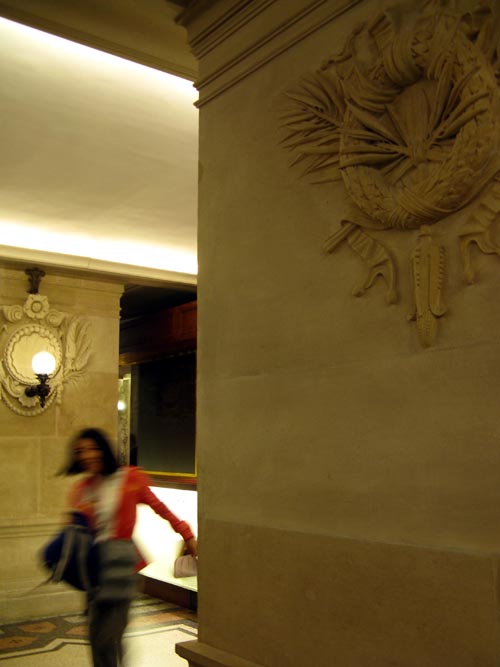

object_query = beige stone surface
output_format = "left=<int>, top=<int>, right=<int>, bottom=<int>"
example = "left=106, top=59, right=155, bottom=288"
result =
left=0, top=268, right=122, bottom=314
left=39, top=437, right=75, bottom=516
left=0, top=402, right=57, bottom=438
left=199, top=341, right=500, bottom=552
left=56, top=371, right=119, bottom=437
left=0, top=438, right=41, bottom=516
left=41, top=277, right=122, bottom=319
left=198, top=520, right=500, bottom=667
left=0, top=266, right=123, bottom=619
left=0, top=527, right=54, bottom=583
left=188, top=0, right=500, bottom=665
left=86, top=315, right=121, bottom=373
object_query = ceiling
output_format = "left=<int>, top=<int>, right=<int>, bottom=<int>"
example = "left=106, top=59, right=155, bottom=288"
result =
left=0, top=0, right=199, bottom=305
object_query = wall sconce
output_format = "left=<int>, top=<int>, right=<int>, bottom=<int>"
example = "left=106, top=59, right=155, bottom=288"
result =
left=0, top=267, right=92, bottom=416
left=25, top=351, right=57, bottom=408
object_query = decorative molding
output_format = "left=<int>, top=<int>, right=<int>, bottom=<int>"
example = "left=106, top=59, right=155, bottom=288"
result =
left=181, top=0, right=362, bottom=106
left=5, top=324, right=62, bottom=384
left=0, top=244, right=197, bottom=287
left=0, top=1, right=198, bottom=80
left=184, top=0, right=274, bottom=59
left=280, top=0, right=500, bottom=346
left=0, top=291, right=92, bottom=415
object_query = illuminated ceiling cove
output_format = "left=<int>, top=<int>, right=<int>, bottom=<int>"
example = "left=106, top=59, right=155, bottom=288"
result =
left=0, top=17, right=198, bottom=280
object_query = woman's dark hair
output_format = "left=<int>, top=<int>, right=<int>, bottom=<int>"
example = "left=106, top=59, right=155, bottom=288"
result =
left=62, top=427, right=119, bottom=476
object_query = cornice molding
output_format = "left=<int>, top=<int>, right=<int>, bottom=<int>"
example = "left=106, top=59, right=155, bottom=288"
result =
left=0, top=245, right=197, bottom=287
left=180, top=0, right=362, bottom=107
left=182, top=0, right=274, bottom=59
left=176, top=0, right=218, bottom=28
left=0, top=2, right=198, bottom=80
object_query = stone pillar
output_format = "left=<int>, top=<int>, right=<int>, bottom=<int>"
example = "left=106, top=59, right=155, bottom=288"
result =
left=178, top=1, right=500, bottom=665
left=0, top=267, right=122, bottom=621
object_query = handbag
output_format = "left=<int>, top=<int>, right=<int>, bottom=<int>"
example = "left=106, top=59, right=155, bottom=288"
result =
left=43, top=514, right=138, bottom=600
left=42, top=512, right=99, bottom=591
left=174, top=554, right=198, bottom=578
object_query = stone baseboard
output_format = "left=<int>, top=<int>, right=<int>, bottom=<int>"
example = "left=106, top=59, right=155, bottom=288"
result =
left=0, top=586, right=83, bottom=623
left=176, top=640, right=263, bottom=667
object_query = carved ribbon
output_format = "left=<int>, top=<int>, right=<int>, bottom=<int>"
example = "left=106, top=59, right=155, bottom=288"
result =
left=324, top=221, right=397, bottom=304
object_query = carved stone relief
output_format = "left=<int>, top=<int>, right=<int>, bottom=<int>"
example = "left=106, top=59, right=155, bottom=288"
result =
left=0, top=293, right=92, bottom=416
left=280, top=0, right=500, bottom=346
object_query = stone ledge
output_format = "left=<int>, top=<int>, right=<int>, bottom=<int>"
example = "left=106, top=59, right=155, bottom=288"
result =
left=176, top=640, right=263, bottom=667
left=0, top=586, right=82, bottom=623
left=0, top=519, right=60, bottom=539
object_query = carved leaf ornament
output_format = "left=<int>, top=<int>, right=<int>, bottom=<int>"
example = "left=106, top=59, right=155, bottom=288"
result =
left=0, top=293, right=92, bottom=416
left=280, top=0, right=500, bottom=345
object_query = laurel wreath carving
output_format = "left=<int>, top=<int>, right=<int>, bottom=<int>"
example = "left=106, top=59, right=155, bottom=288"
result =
left=280, top=0, right=500, bottom=345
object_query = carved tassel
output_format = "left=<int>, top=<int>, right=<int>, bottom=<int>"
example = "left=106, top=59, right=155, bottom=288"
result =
left=409, top=225, right=447, bottom=346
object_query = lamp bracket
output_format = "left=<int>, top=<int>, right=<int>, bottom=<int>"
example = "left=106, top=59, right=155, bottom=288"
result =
left=25, top=268, right=46, bottom=295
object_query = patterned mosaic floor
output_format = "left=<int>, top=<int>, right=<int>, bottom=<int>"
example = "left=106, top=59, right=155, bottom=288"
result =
left=0, top=596, right=197, bottom=666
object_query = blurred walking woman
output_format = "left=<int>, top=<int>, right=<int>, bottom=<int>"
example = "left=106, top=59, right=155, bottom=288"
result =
left=64, top=427, right=197, bottom=667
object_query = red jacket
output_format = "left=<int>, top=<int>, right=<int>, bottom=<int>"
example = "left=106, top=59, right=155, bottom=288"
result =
left=68, top=466, right=194, bottom=545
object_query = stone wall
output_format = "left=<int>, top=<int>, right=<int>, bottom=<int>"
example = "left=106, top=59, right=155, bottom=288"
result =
left=179, top=1, right=500, bottom=665
left=0, top=267, right=122, bottom=621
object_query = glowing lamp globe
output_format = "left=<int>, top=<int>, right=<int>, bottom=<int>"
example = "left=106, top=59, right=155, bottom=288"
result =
left=32, top=351, right=56, bottom=376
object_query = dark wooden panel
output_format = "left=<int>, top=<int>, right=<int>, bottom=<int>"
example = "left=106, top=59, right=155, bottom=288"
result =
left=120, top=300, right=197, bottom=365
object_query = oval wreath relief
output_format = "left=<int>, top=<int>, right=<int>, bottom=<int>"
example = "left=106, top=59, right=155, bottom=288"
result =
left=280, top=0, right=500, bottom=346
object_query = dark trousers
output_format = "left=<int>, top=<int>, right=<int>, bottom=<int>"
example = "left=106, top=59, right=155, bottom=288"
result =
left=88, top=599, right=131, bottom=667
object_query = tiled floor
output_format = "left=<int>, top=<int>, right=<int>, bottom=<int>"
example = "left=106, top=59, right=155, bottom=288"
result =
left=0, top=595, right=197, bottom=666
